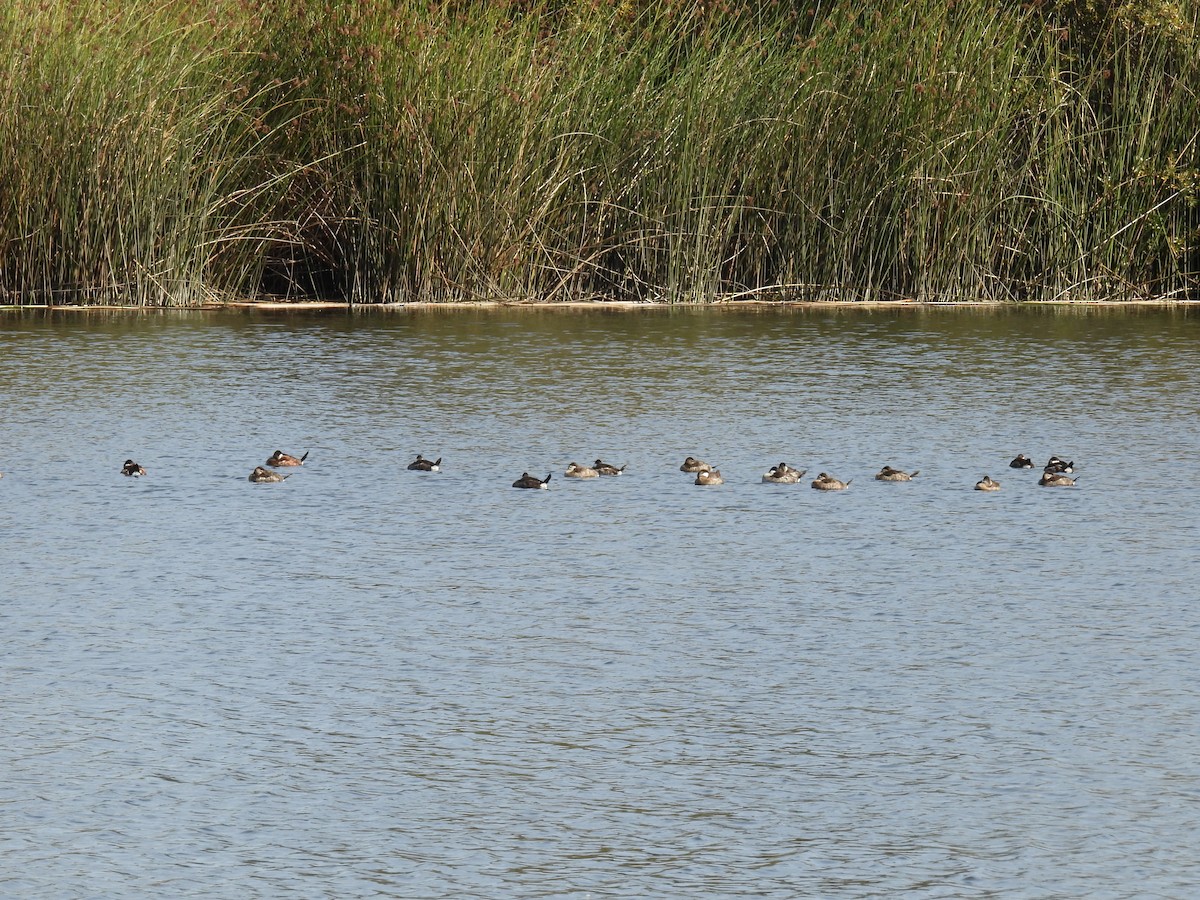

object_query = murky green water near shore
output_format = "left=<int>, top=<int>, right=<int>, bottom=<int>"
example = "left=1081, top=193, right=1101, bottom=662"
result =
left=2, top=305, right=1199, bottom=897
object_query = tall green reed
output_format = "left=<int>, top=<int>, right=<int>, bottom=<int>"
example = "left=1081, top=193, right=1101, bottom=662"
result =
left=0, top=0, right=1196, bottom=305
left=0, top=0, right=300, bottom=305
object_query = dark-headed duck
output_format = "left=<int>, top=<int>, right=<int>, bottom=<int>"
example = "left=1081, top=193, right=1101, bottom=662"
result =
left=762, top=463, right=805, bottom=484
left=1009, top=454, right=1034, bottom=469
left=695, top=469, right=724, bottom=486
left=513, top=472, right=551, bottom=489
left=408, top=454, right=442, bottom=472
left=121, top=459, right=147, bottom=477
left=267, top=450, right=308, bottom=468
left=680, top=456, right=712, bottom=473
left=1044, top=456, right=1075, bottom=474
left=593, top=459, right=626, bottom=476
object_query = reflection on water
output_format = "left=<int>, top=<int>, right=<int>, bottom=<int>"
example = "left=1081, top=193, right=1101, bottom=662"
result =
left=2, top=306, right=1199, bottom=896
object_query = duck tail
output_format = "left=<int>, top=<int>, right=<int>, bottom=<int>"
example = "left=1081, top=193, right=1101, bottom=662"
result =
left=434, top=458, right=442, bottom=467
left=544, top=473, right=552, bottom=484
left=299, top=451, right=309, bottom=463
left=911, top=471, right=920, bottom=478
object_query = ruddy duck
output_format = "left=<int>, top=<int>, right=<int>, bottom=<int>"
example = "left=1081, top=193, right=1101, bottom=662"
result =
left=1039, top=470, right=1078, bottom=487
left=1008, top=454, right=1034, bottom=469
left=680, top=456, right=712, bottom=473
left=975, top=475, right=1001, bottom=491
left=267, top=450, right=308, bottom=467
left=811, top=472, right=851, bottom=491
left=565, top=462, right=599, bottom=478
left=249, top=466, right=289, bottom=483
left=1044, top=456, right=1074, bottom=474
left=408, top=454, right=442, bottom=472
left=121, top=459, right=147, bottom=477
left=593, top=459, right=626, bottom=476
left=762, top=463, right=805, bottom=484
left=695, top=469, right=724, bottom=485
left=513, top=472, right=551, bottom=489
left=875, top=465, right=918, bottom=482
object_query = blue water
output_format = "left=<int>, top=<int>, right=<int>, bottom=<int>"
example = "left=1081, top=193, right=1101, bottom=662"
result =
left=2, top=305, right=1199, bottom=897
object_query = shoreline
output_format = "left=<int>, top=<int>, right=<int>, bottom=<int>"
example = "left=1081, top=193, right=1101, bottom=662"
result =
left=2, top=298, right=1198, bottom=313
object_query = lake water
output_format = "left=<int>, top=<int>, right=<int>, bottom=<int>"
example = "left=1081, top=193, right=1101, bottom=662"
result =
left=2, top=304, right=1199, bottom=897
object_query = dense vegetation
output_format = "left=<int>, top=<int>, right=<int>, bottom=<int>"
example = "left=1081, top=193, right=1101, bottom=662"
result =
left=1, top=0, right=1197, bottom=305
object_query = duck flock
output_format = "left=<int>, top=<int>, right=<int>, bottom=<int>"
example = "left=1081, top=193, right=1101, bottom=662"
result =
left=104, top=451, right=1080, bottom=491
left=677, top=453, right=1077, bottom=491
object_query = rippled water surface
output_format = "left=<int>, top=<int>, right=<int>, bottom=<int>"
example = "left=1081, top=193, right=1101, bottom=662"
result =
left=2, top=305, right=1199, bottom=897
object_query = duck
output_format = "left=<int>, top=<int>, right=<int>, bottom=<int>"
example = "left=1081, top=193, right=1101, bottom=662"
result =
left=513, top=472, right=551, bottom=489
left=565, top=462, right=599, bottom=478
left=249, top=466, right=289, bottom=483
left=407, top=454, right=442, bottom=472
left=811, top=472, right=851, bottom=491
left=1008, top=454, right=1034, bottom=469
left=121, top=459, right=147, bottom=477
left=1039, top=470, right=1079, bottom=487
left=680, top=456, right=712, bottom=473
left=875, top=465, right=918, bottom=482
left=975, top=475, right=1001, bottom=491
left=593, top=459, right=626, bottom=476
left=266, top=449, right=308, bottom=468
left=762, top=463, right=805, bottom=484
left=1044, top=456, right=1075, bottom=474
left=695, top=469, right=724, bottom=485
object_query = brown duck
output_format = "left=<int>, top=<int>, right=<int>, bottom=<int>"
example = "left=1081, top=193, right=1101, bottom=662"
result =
left=249, top=466, right=290, bottom=483
left=266, top=450, right=308, bottom=468
left=875, top=465, right=918, bottom=482
left=811, top=472, right=851, bottom=491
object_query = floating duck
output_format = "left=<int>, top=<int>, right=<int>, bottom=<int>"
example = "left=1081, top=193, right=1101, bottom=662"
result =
left=513, top=472, right=551, bottom=489
left=1009, top=454, right=1034, bottom=469
left=593, top=459, right=626, bottom=476
left=811, top=472, right=851, bottom=491
left=407, top=454, right=442, bottom=472
left=695, top=469, right=724, bottom=485
left=266, top=450, right=308, bottom=468
left=975, top=475, right=1001, bottom=491
left=121, top=459, right=147, bottom=477
left=875, top=465, right=918, bottom=482
left=762, top=463, right=805, bottom=484
left=680, top=456, right=712, bottom=473
left=1044, top=456, right=1075, bottom=474
left=565, top=462, right=599, bottom=478
left=1039, top=470, right=1079, bottom=487
left=249, top=466, right=289, bottom=483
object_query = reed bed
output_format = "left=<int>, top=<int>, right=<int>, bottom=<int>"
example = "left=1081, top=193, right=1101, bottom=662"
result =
left=1, top=0, right=1197, bottom=305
